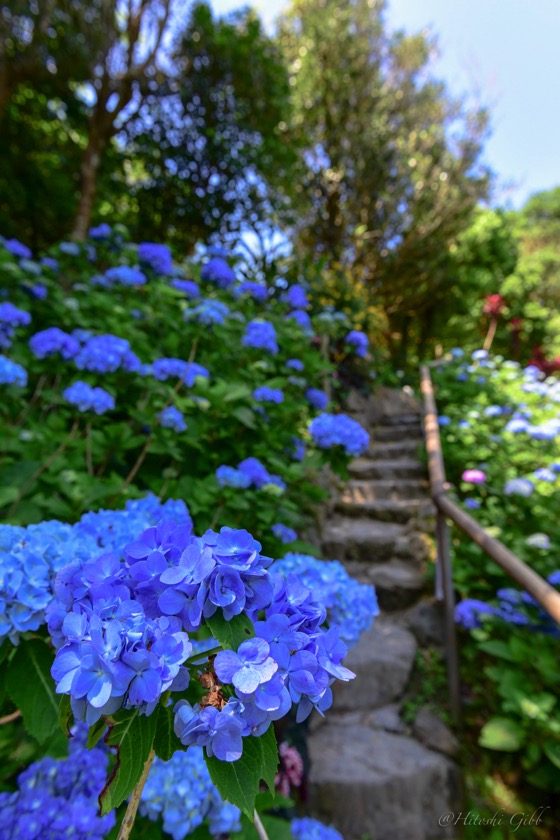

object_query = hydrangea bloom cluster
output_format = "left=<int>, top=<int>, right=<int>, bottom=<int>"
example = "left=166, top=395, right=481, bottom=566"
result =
left=288, top=310, right=313, bottom=334
left=185, top=299, right=230, bottom=325
left=309, top=413, right=369, bottom=457
left=63, top=381, right=115, bottom=414
left=201, top=257, right=235, bottom=289
left=0, top=495, right=192, bottom=644
left=0, top=354, right=27, bottom=386
left=253, top=386, right=284, bottom=404
left=75, top=334, right=142, bottom=374
left=291, top=817, right=343, bottom=840
left=504, top=478, right=534, bottom=497
left=242, top=320, right=278, bottom=354
left=140, top=746, right=241, bottom=839
left=30, top=327, right=80, bottom=360
left=158, top=405, right=187, bottom=432
left=286, top=358, right=304, bottom=372
left=455, top=571, right=560, bottom=636
left=282, top=285, right=309, bottom=309
left=104, top=265, right=147, bottom=287
left=272, top=524, right=297, bottom=544
left=0, top=725, right=115, bottom=840
left=48, top=521, right=360, bottom=740
left=289, top=436, right=306, bottom=461
left=152, top=358, right=210, bottom=386
left=2, top=237, right=32, bottom=259
left=88, top=223, right=112, bottom=239
left=345, top=330, right=369, bottom=357
left=0, top=301, right=31, bottom=347
left=171, top=278, right=200, bottom=297
left=235, top=281, right=268, bottom=302
left=138, top=243, right=173, bottom=275
left=215, top=458, right=286, bottom=492
left=273, top=553, right=377, bottom=646
left=306, top=388, right=329, bottom=411
left=462, top=469, right=486, bottom=484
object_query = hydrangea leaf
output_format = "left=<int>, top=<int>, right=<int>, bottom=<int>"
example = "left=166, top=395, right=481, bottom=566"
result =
left=86, top=718, right=107, bottom=750
left=206, top=611, right=255, bottom=651
left=153, top=703, right=185, bottom=762
left=59, top=694, right=73, bottom=737
left=259, top=724, right=279, bottom=795
left=99, top=709, right=158, bottom=815
left=478, top=717, right=525, bottom=752
left=6, top=639, right=59, bottom=743
left=205, top=726, right=278, bottom=819
left=205, top=735, right=263, bottom=819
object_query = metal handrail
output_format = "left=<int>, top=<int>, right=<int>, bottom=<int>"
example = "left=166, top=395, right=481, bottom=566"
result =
left=419, top=364, right=560, bottom=722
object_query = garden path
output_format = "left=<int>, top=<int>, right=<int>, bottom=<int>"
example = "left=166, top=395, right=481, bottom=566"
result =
left=307, top=389, right=462, bottom=840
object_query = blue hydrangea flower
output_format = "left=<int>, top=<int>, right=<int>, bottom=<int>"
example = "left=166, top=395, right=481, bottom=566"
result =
left=253, top=386, right=284, bottom=404
left=504, top=478, right=534, bottom=497
left=306, top=388, right=329, bottom=410
left=30, top=327, right=80, bottom=360
left=41, top=257, right=59, bottom=271
left=201, top=257, right=236, bottom=289
left=215, top=638, right=278, bottom=693
left=282, top=285, right=309, bottom=309
left=526, top=533, right=550, bottom=549
left=138, top=242, right=173, bottom=275
left=216, top=466, right=251, bottom=489
left=309, top=413, right=369, bottom=456
left=152, top=358, right=210, bottom=385
left=0, top=724, right=116, bottom=840
left=174, top=701, right=244, bottom=761
left=2, top=237, right=32, bottom=259
left=288, top=310, right=313, bottom=334
left=63, top=381, right=115, bottom=414
left=105, top=265, right=147, bottom=287
left=74, top=334, right=136, bottom=373
left=288, top=437, right=306, bottom=461
left=345, top=330, right=368, bottom=357
left=242, top=320, right=278, bottom=354
left=291, top=817, right=343, bottom=840
left=455, top=599, right=498, bottom=629
left=185, top=299, right=230, bottom=325
left=88, top=223, right=112, bottom=239
left=0, top=355, right=27, bottom=387
left=534, top=467, right=556, bottom=482
left=158, top=406, right=187, bottom=432
left=272, top=524, right=297, bottom=544
left=235, top=281, right=268, bottom=302
left=438, top=415, right=451, bottom=426
left=171, top=279, right=200, bottom=298
left=286, top=358, right=304, bottom=371
left=0, top=302, right=31, bottom=327
left=464, top=498, right=481, bottom=510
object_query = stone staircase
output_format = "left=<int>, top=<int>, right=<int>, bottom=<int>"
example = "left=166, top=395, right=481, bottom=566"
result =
left=307, top=390, right=462, bottom=840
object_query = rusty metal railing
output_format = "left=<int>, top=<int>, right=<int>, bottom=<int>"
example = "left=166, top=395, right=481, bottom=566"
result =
left=419, top=364, right=560, bottom=723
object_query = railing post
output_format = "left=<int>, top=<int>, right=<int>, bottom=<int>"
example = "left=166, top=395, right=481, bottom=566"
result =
left=436, top=510, right=461, bottom=725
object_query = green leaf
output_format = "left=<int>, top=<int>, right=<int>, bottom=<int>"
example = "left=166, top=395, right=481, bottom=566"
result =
left=543, top=742, right=560, bottom=770
left=479, top=717, right=525, bottom=752
left=99, top=709, right=158, bottom=815
left=6, top=639, right=59, bottom=744
left=205, top=727, right=278, bottom=819
left=59, top=694, right=73, bottom=737
left=478, top=640, right=516, bottom=661
left=87, top=718, right=108, bottom=750
left=223, top=384, right=252, bottom=402
left=153, top=703, right=185, bottom=762
left=206, top=611, right=254, bottom=651
left=232, top=407, right=257, bottom=429
left=259, top=724, right=278, bottom=794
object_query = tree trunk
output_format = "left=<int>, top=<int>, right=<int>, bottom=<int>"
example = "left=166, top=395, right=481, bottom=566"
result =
left=72, top=134, right=105, bottom=241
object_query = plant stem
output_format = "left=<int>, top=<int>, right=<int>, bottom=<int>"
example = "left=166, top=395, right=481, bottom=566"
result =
left=254, top=810, right=271, bottom=840
left=483, top=316, right=498, bottom=352
left=117, top=748, right=156, bottom=840
left=86, top=422, right=94, bottom=475
left=8, top=419, right=79, bottom=517
left=0, top=710, right=21, bottom=725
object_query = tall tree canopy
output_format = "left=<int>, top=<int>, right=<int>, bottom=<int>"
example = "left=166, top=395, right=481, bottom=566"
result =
left=278, top=0, right=490, bottom=362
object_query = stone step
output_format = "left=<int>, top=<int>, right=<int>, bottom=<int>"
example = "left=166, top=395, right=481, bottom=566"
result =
left=335, top=495, right=434, bottom=524
left=322, top=517, right=406, bottom=563
left=308, top=722, right=461, bottom=840
left=349, top=457, right=426, bottom=480
left=372, top=423, right=424, bottom=442
left=367, top=440, right=422, bottom=460
left=333, top=622, right=417, bottom=711
left=379, top=411, right=422, bottom=426
left=344, top=559, right=425, bottom=610
left=344, top=478, right=429, bottom=502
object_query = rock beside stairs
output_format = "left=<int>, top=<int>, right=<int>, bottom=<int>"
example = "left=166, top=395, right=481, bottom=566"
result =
left=308, top=722, right=462, bottom=840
